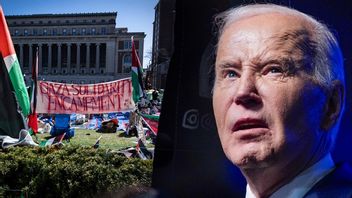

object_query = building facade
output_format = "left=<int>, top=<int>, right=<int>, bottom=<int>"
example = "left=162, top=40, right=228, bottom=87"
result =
left=6, top=12, right=145, bottom=84
left=149, top=0, right=175, bottom=89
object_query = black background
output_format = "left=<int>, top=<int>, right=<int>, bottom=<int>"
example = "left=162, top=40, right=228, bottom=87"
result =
left=152, top=0, right=352, bottom=197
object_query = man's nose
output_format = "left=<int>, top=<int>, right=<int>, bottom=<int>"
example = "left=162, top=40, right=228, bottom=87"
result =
left=234, top=74, right=262, bottom=108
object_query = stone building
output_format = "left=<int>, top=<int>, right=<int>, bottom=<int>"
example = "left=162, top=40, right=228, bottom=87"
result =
left=6, top=12, right=145, bottom=84
left=149, top=0, right=175, bottom=89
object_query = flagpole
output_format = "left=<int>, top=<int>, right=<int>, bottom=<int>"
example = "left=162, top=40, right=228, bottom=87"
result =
left=28, top=47, right=39, bottom=135
left=130, top=36, right=147, bottom=144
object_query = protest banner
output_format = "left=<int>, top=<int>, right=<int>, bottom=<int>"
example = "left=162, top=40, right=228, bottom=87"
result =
left=36, top=78, right=134, bottom=114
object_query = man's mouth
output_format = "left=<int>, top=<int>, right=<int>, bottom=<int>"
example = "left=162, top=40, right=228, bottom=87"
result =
left=232, top=118, right=268, bottom=132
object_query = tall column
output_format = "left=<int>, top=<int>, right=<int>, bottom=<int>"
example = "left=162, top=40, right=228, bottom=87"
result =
left=114, top=41, right=118, bottom=75
left=29, top=44, right=33, bottom=72
left=58, top=43, right=62, bottom=69
left=48, top=44, right=52, bottom=70
left=76, top=43, right=80, bottom=69
left=38, top=44, right=43, bottom=74
left=19, top=44, right=24, bottom=67
left=86, top=43, right=90, bottom=68
left=95, top=43, right=100, bottom=69
left=67, top=43, right=71, bottom=69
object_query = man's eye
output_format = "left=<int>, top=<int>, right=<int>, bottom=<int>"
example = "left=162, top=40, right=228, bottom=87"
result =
left=226, top=71, right=238, bottom=78
left=265, top=66, right=284, bottom=75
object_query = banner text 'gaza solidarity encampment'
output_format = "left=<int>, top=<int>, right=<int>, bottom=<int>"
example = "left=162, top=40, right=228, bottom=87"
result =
left=36, top=78, right=134, bottom=114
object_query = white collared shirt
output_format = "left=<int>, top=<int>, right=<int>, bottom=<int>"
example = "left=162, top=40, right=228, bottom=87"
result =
left=245, top=153, right=335, bottom=198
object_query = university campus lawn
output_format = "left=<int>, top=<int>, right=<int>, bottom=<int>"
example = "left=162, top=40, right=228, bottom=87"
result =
left=35, top=129, right=139, bottom=150
left=2, top=129, right=154, bottom=197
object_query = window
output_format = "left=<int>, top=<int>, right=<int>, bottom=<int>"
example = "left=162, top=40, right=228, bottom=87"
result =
left=101, top=19, right=106, bottom=23
left=101, top=27, right=106, bottom=35
left=92, top=28, right=96, bottom=35
left=43, top=29, right=47, bottom=36
left=72, top=28, right=76, bottom=35
left=30, top=21, right=34, bottom=24
left=15, top=29, right=19, bottom=36
left=13, top=22, right=16, bottom=25
left=48, top=20, right=52, bottom=24
left=123, top=65, right=131, bottom=73
left=82, top=28, right=86, bottom=35
left=33, top=29, right=37, bottom=36
left=39, top=21, right=43, bottom=24
left=92, top=19, right=96, bottom=23
left=65, top=20, right=70, bottom=24
left=123, top=55, right=132, bottom=73
left=123, top=54, right=132, bottom=65
left=53, top=28, right=57, bottom=36
left=124, top=40, right=132, bottom=49
left=24, top=29, right=28, bottom=36
left=63, top=28, right=67, bottom=35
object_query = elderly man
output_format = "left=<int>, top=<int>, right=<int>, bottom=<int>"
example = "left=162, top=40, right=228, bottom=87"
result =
left=212, top=4, right=352, bottom=198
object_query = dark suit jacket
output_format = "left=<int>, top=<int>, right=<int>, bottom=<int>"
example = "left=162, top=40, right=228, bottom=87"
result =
left=305, top=163, right=352, bottom=198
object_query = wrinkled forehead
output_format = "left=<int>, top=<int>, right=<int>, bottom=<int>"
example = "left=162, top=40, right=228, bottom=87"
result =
left=217, top=13, right=316, bottom=62
left=221, top=11, right=315, bottom=36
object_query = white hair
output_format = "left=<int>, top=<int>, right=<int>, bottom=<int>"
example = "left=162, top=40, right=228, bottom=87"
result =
left=214, top=4, right=345, bottom=148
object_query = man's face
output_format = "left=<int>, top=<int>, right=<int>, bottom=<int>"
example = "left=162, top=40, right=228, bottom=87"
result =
left=213, top=13, right=327, bottom=169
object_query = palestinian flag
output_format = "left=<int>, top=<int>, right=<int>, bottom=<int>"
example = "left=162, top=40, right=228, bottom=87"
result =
left=131, top=36, right=144, bottom=103
left=141, top=113, right=159, bottom=135
left=0, top=6, right=30, bottom=117
left=39, top=133, right=66, bottom=147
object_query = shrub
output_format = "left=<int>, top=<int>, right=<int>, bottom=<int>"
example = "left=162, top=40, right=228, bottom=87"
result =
left=0, top=145, right=153, bottom=197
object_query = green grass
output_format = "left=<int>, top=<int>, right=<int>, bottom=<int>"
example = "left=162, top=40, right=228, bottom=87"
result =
left=36, top=129, right=140, bottom=150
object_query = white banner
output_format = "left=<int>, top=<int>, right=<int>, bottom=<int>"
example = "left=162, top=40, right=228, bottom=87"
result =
left=36, top=78, right=134, bottom=114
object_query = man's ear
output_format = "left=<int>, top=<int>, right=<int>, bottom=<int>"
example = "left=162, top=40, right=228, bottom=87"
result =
left=321, top=80, right=344, bottom=131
